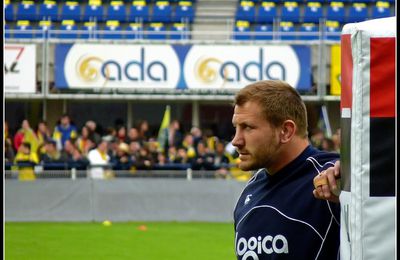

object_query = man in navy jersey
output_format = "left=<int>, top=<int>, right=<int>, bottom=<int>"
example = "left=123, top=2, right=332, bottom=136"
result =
left=232, top=80, right=340, bottom=259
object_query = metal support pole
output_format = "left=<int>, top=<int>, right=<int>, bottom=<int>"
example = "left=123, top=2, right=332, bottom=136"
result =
left=192, top=100, right=200, bottom=128
left=127, top=102, right=133, bottom=129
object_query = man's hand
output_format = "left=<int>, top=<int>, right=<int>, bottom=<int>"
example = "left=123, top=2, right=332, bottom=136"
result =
left=313, top=160, right=340, bottom=203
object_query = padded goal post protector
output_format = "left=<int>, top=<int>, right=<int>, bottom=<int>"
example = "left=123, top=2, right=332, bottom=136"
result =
left=339, top=17, right=396, bottom=260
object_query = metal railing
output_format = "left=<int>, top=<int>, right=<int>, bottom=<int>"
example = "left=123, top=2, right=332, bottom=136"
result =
left=5, top=162, right=242, bottom=180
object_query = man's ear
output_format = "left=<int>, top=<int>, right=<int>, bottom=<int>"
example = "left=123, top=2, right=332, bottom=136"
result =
left=279, top=120, right=296, bottom=144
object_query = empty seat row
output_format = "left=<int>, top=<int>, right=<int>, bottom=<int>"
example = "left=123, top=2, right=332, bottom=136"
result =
left=233, top=20, right=342, bottom=41
left=5, top=0, right=195, bottom=23
left=5, top=20, right=191, bottom=40
left=236, top=1, right=393, bottom=23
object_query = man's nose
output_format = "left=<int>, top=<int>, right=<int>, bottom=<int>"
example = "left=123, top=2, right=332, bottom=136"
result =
left=231, top=131, right=244, bottom=148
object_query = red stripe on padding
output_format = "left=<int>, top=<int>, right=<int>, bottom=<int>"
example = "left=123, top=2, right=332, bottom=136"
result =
left=341, top=34, right=353, bottom=110
left=370, top=37, right=395, bottom=118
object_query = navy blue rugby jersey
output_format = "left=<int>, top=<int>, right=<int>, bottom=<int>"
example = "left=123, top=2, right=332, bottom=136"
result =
left=234, top=145, right=340, bottom=260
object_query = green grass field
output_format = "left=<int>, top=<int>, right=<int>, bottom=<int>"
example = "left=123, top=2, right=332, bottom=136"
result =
left=5, top=222, right=236, bottom=260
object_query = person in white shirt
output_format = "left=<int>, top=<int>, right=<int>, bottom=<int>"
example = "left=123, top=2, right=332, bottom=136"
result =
left=87, top=138, right=110, bottom=179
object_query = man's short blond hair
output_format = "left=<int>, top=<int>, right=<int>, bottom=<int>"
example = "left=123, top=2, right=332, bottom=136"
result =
left=234, top=80, right=308, bottom=138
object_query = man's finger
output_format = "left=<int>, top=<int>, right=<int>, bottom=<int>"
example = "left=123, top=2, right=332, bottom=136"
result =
left=313, top=175, right=328, bottom=188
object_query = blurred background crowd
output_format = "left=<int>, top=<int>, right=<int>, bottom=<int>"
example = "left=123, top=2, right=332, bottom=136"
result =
left=4, top=113, right=341, bottom=180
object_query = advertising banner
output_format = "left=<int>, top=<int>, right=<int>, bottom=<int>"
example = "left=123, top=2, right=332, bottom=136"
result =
left=55, top=44, right=311, bottom=91
left=5, top=44, right=37, bottom=93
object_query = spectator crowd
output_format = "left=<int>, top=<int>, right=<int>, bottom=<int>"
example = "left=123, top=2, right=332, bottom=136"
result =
left=4, top=115, right=340, bottom=180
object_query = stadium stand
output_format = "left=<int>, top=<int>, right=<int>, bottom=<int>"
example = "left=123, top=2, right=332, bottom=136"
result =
left=80, top=21, right=98, bottom=39
left=60, top=1, right=81, bottom=22
left=254, top=23, right=273, bottom=40
left=146, top=22, right=167, bottom=39
left=152, top=1, right=173, bottom=23
left=4, top=0, right=395, bottom=42
left=106, top=1, right=127, bottom=22
left=5, top=23, right=12, bottom=38
left=101, top=20, right=123, bottom=39
left=170, top=22, right=190, bottom=40
left=325, top=20, right=341, bottom=41
left=13, top=20, right=34, bottom=39
left=39, top=0, right=59, bottom=21
left=173, top=1, right=195, bottom=23
left=83, top=0, right=105, bottom=22
left=303, top=2, right=323, bottom=23
left=280, top=2, right=300, bottom=23
left=298, top=22, right=319, bottom=40
left=236, top=1, right=257, bottom=23
left=256, top=2, right=277, bottom=23
left=347, top=2, right=369, bottom=23
left=16, top=0, right=38, bottom=21
left=372, top=1, right=391, bottom=19
left=126, top=22, right=144, bottom=39
left=5, top=0, right=15, bottom=21
left=129, top=0, right=150, bottom=22
left=279, top=21, right=296, bottom=40
left=59, top=20, right=79, bottom=39
left=233, top=20, right=252, bottom=40
left=326, top=1, right=346, bottom=23
left=36, top=20, right=54, bottom=38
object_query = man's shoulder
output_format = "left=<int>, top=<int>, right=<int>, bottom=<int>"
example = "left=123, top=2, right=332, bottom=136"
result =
left=305, top=147, right=339, bottom=171
left=308, top=147, right=339, bottom=162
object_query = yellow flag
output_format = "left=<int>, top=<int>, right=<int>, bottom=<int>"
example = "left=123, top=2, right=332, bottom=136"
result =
left=157, top=105, right=171, bottom=152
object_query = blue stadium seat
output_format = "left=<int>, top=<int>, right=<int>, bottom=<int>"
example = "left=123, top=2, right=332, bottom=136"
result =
left=126, top=22, right=143, bottom=39
left=107, top=1, right=127, bottom=22
left=173, top=1, right=195, bottom=23
left=81, top=21, right=98, bottom=39
left=298, top=23, right=318, bottom=40
left=346, top=0, right=372, bottom=3
left=325, top=20, right=341, bottom=41
left=101, top=20, right=123, bottom=39
left=170, top=22, right=189, bottom=39
left=5, top=0, right=15, bottom=21
left=35, top=20, right=54, bottom=38
left=233, top=20, right=252, bottom=40
left=83, top=0, right=105, bottom=22
left=59, top=20, right=79, bottom=39
left=129, top=1, right=150, bottom=22
left=372, top=1, right=391, bottom=19
left=347, top=3, right=368, bottom=23
left=255, top=0, right=279, bottom=2
left=326, top=2, right=346, bottom=23
left=5, top=24, right=12, bottom=38
left=279, top=21, right=296, bottom=40
left=60, top=1, right=82, bottom=22
left=16, top=1, right=38, bottom=21
left=14, top=20, right=34, bottom=38
left=152, top=1, right=172, bottom=22
left=257, top=2, right=277, bottom=23
left=280, top=2, right=300, bottom=23
left=147, top=22, right=167, bottom=39
left=39, top=0, right=59, bottom=21
left=236, top=1, right=256, bottom=23
left=254, top=24, right=273, bottom=40
left=303, top=2, right=323, bottom=23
